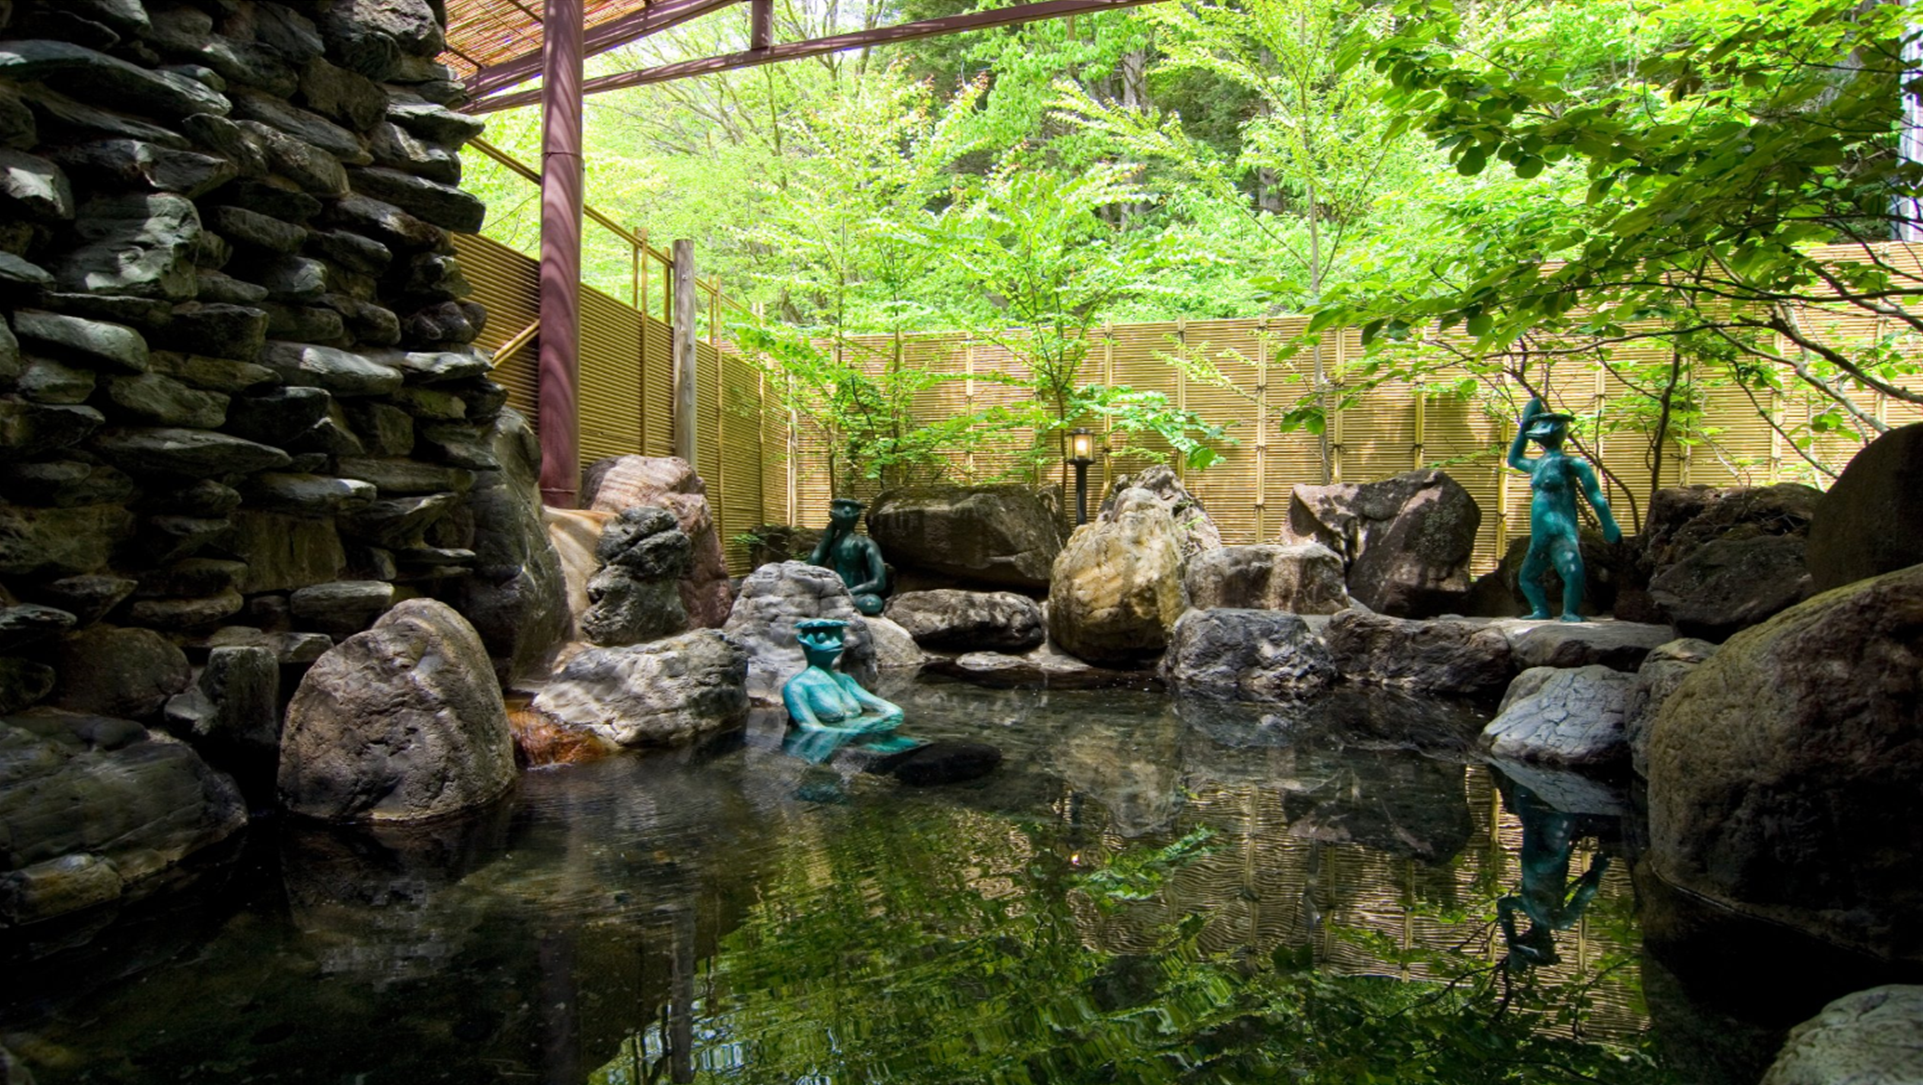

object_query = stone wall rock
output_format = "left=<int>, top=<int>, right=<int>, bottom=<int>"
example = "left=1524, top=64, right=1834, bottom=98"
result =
left=581, top=455, right=733, bottom=628
left=722, top=561, right=876, bottom=705
left=1647, top=564, right=1923, bottom=966
left=1046, top=488, right=1185, bottom=667
left=1282, top=470, right=1481, bottom=617
left=278, top=599, right=513, bottom=822
left=1183, top=542, right=1352, bottom=614
left=531, top=629, right=749, bottom=747
left=457, top=408, right=568, bottom=683
left=868, top=484, right=1063, bottom=590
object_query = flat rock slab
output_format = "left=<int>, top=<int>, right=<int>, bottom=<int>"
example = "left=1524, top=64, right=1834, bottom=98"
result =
left=921, top=643, right=1163, bottom=692
left=1499, top=618, right=1675, bottom=672
left=1481, top=665, right=1636, bottom=768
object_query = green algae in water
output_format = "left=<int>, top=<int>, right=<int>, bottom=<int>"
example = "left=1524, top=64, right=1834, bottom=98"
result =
left=3, top=682, right=1700, bottom=1084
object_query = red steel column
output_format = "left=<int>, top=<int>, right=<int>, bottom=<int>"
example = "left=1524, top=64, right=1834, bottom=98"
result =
left=538, top=0, right=585, bottom=507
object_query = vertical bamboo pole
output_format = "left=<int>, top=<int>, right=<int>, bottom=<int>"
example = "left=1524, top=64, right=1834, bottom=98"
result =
left=1255, top=319, right=1268, bottom=540
left=634, top=226, right=645, bottom=455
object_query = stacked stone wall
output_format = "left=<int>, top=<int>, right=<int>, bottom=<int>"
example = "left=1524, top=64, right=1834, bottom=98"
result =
left=0, top=1, right=557, bottom=829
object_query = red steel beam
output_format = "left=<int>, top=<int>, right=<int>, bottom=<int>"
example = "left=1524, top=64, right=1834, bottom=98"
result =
left=466, top=0, right=745, bottom=101
left=469, top=0, right=1165, bottom=113
left=538, top=0, right=585, bottom=508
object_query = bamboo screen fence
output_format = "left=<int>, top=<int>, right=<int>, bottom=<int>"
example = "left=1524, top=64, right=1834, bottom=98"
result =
left=455, top=226, right=1921, bottom=576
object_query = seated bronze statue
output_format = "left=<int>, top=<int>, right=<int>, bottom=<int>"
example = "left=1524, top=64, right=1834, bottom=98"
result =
left=810, top=497, right=888, bottom=616
left=782, top=618, right=904, bottom=735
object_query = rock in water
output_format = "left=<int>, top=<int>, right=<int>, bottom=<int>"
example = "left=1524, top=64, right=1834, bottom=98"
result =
left=873, top=740, right=1002, bottom=786
left=1804, top=422, right=1923, bottom=593
left=1480, top=665, right=1636, bottom=768
left=1282, top=470, right=1481, bottom=617
left=1184, top=543, right=1352, bottom=613
left=1162, top=608, right=1335, bottom=701
left=580, top=506, right=691, bottom=646
left=0, top=710, right=245, bottom=926
left=531, top=630, right=749, bottom=747
left=722, top=562, right=876, bottom=705
left=278, top=599, right=514, bottom=822
left=1647, top=564, right=1923, bottom=966
left=1760, top=985, right=1923, bottom=1085
left=867, top=484, right=1063, bottom=590
left=1047, top=488, right=1185, bottom=667
left=581, top=455, right=734, bottom=627
left=884, top=589, right=1043, bottom=652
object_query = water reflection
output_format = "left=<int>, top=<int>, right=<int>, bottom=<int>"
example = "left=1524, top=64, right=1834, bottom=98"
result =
left=1495, top=782, right=1616, bottom=973
left=2, top=681, right=1706, bottom=1084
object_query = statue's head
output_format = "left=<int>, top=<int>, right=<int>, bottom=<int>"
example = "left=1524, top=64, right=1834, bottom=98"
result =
left=829, top=498, right=864, bottom=528
left=796, top=618, right=848, bottom=668
left=1526, top=411, right=1574, bottom=449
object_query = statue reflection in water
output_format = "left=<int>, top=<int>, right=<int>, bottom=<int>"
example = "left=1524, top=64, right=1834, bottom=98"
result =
left=1497, top=783, right=1615, bottom=972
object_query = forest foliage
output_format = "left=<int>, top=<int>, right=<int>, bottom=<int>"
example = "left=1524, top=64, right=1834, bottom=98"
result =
left=462, top=0, right=1923, bottom=493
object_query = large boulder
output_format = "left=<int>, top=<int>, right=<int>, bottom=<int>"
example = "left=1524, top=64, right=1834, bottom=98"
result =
left=1281, top=469, right=1481, bottom=617
left=1183, top=543, right=1352, bottom=613
left=581, top=506, right=691, bottom=646
left=867, top=484, right=1063, bottom=590
left=1647, top=564, right=1923, bottom=965
left=581, top=455, right=733, bottom=628
left=1046, top=488, right=1186, bottom=667
left=1642, top=482, right=1824, bottom=572
left=1325, top=609, right=1516, bottom=699
left=1805, top=422, right=1923, bottom=593
left=1761, top=985, right=1923, bottom=1085
left=884, top=589, right=1043, bottom=652
left=0, top=709, right=245, bottom=926
left=1097, top=464, right=1222, bottom=560
left=722, top=561, right=876, bottom=704
left=458, top=408, right=569, bottom=684
left=1648, top=534, right=1813, bottom=641
left=49, top=625, right=190, bottom=720
left=1162, top=608, right=1335, bottom=701
left=531, top=630, right=748, bottom=747
left=1479, top=665, right=1637, bottom=768
left=278, top=599, right=514, bottom=822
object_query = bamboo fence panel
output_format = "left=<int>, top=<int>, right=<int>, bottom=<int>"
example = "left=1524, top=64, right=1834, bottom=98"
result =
left=452, top=233, right=539, bottom=420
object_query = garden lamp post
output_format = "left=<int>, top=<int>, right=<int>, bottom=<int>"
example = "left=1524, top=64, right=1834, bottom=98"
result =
left=1068, top=428, right=1095, bottom=525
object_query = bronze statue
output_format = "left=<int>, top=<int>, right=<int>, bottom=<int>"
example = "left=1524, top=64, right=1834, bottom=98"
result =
left=1507, top=398, right=1621, bottom=621
left=781, top=618, right=904, bottom=734
left=810, top=497, right=888, bottom=616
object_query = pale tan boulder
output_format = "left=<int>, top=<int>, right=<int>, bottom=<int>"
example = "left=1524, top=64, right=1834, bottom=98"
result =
left=1046, top=488, right=1186, bottom=667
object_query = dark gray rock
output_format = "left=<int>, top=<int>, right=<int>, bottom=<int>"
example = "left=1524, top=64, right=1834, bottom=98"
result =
left=595, top=506, right=691, bottom=574
left=161, top=645, right=281, bottom=799
left=0, top=604, right=76, bottom=652
left=921, top=643, right=1165, bottom=691
left=43, top=138, right=234, bottom=198
left=138, top=513, right=230, bottom=565
left=0, top=503, right=133, bottom=576
left=0, top=398, right=102, bottom=454
left=1505, top=618, right=1675, bottom=672
left=347, top=167, right=484, bottom=232
left=235, top=119, right=347, bottom=196
left=54, top=192, right=200, bottom=300
left=582, top=569, right=687, bottom=647
left=1183, top=542, right=1352, bottom=613
left=16, top=355, right=95, bottom=403
left=243, top=472, right=376, bottom=515
left=257, top=340, right=402, bottom=396
left=289, top=580, right=395, bottom=638
left=320, top=193, right=444, bottom=253
left=30, top=574, right=136, bottom=626
left=257, top=5, right=328, bottom=64
left=279, top=599, right=513, bottom=822
left=298, top=56, right=387, bottom=131
left=367, top=119, right=458, bottom=183
left=874, top=740, right=1002, bottom=786
left=146, top=346, right=276, bottom=392
left=533, top=630, right=749, bottom=747
left=179, top=112, right=267, bottom=179
left=0, top=657, right=55, bottom=715
left=1648, top=533, right=1813, bottom=641
left=197, top=37, right=299, bottom=98
left=0, top=459, right=131, bottom=507
left=308, top=228, right=392, bottom=276
left=1642, top=482, right=1823, bottom=572
left=90, top=425, right=289, bottom=476
left=0, top=83, right=37, bottom=150
left=0, top=39, right=230, bottom=118
left=457, top=408, right=569, bottom=683
left=0, top=146, right=71, bottom=221
left=21, top=84, right=193, bottom=149
left=223, top=385, right=331, bottom=444
left=205, top=204, right=306, bottom=254
left=385, top=91, right=486, bottom=144
left=1282, top=469, right=1482, bottom=618
left=338, top=492, right=455, bottom=548
left=334, top=456, right=471, bottom=494
left=1649, top=563, right=1923, bottom=966
left=1625, top=637, right=1717, bottom=778
left=1805, top=423, right=1923, bottom=593
left=229, top=511, right=347, bottom=593
left=228, top=88, right=370, bottom=164
left=50, top=625, right=190, bottom=719
left=322, top=0, right=444, bottom=78
left=1163, top=608, right=1335, bottom=701
left=103, top=372, right=228, bottom=428
left=1325, top=609, right=1516, bottom=699
left=320, top=293, right=401, bottom=345
left=13, top=308, right=148, bottom=371
left=124, top=590, right=244, bottom=630
left=884, top=589, right=1044, bottom=652
left=868, top=483, right=1063, bottom=590
left=344, top=399, right=413, bottom=455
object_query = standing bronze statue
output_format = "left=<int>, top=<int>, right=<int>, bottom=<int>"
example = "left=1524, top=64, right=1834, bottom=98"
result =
left=810, top=497, right=888, bottom=616
left=1508, top=398, right=1622, bottom=622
